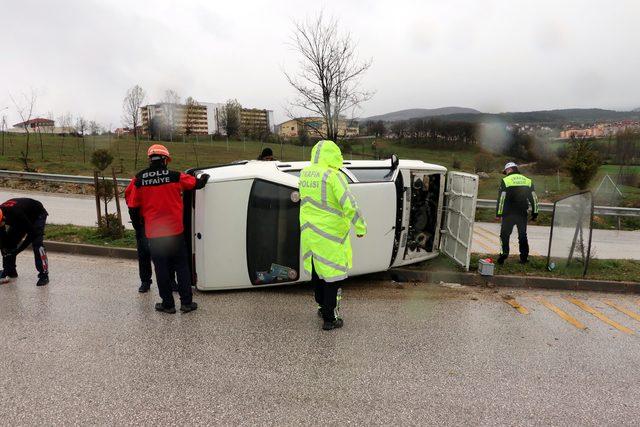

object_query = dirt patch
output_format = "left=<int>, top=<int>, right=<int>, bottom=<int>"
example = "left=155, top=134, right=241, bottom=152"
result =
left=0, top=178, right=94, bottom=195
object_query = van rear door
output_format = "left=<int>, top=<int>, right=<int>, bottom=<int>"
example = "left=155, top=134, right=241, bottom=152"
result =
left=439, top=171, right=479, bottom=270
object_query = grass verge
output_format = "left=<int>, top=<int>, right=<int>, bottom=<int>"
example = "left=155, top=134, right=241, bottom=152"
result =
left=409, top=254, right=640, bottom=282
left=46, top=224, right=136, bottom=248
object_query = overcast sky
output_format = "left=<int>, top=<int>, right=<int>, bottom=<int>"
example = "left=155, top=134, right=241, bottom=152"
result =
left=1, top=0, right=639, bottom=127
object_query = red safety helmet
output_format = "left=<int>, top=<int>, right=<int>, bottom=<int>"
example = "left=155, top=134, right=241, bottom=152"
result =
left=147, top=144, right=171, bottom=161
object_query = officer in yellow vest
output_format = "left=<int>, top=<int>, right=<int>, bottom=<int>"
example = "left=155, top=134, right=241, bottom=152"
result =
left=299, top=140, right=367, bottom=331
left=496, top=162, right=539, bottom=265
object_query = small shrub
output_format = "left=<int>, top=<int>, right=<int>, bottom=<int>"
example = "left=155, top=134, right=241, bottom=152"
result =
left=91, top=149, right=114, bottom=172
left=564, top=138, right=602, bottom=190
left=473, top=153, right=497, bottom=173
left=98, top=213, right=124, bottom=239
left=532, top=155, right=561, bottom=173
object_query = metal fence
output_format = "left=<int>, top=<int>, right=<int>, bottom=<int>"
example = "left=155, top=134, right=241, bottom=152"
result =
left=1, top=169, right=639, bottom=217
left=475, top=199, right=640, bottom=218
left=0, top=169, right=130, bottom=186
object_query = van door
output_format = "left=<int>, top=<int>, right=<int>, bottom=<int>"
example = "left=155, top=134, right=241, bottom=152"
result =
left=439, top=171, right=479, bottom=270
left=349, top=182, right=398, bottom=275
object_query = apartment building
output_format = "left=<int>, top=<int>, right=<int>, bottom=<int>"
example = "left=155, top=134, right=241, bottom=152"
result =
left=240, top=108, right=274, bottom=138
left=277, top=117, right=360, bottom=139
left=141, top=102, right=273, bottom=137
left=141, top=102, right=219, bottom=136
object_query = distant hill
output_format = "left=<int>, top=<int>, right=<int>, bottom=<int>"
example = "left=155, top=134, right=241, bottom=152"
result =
left=438, top=108, right=640, bottom=124
left=362, top=107, right=481, bottom=122
left=364, top=107, right=640, bottom=124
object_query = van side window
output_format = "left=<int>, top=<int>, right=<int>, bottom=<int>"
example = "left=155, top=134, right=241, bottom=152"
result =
left=246, top=180, right=300, bottom=285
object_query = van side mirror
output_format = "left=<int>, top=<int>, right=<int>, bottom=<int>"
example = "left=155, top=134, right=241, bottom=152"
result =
left=390, top=154, right=399, bottom=171
left=383, top=154, right=400, bottom=180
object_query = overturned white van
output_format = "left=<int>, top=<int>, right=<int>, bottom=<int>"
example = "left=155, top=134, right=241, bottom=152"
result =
left=184, top=157, right=478, bottom=291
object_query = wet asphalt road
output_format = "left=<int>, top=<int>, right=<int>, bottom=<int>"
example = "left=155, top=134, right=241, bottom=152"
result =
left=1, top=253, right=640, bottom=425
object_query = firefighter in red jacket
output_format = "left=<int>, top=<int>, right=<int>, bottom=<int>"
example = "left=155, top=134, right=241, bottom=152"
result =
left=126, top=144, right=209, bottom=313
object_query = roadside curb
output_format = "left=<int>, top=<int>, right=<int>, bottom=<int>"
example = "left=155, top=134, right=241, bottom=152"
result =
left=44, top=240, right=137, bottom=260
left=389, top=268, right=640, bottom=294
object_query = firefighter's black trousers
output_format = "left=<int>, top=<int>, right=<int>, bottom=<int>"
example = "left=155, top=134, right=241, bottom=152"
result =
left=312, top=264, right=340, bottom=322
left=133, top=223, right=153, bottom=285
left=500, top=214, right=529, bottom=261
left=148, top=234, right=192, bottom=308
left=2, top=213, right=48, bottom=278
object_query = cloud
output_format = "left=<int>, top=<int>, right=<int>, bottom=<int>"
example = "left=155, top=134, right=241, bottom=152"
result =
left=1, top=0, right=639, bottom=127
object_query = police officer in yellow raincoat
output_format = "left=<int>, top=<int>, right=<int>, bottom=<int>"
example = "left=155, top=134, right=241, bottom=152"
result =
left=299, top=140, right=367, bottom=331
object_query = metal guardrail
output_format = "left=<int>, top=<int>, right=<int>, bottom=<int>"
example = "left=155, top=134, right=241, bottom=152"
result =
left=0, top=169, right=638, bottom=217
left=477, top=198, right=640, bottom=218
left=0, top=169, right=130, bottom=186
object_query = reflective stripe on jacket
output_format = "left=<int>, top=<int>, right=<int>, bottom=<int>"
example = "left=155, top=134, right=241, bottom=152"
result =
left=299, top=140, right=367, bottom=282
left=496, top=172, right=539, bottom=217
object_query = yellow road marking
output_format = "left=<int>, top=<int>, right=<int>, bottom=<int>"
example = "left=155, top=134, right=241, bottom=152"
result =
left=603, top=300, right=640, bottom=323
left=475, top=225, right=500, bottom=239
left=474, top=227, right=501, bottom=245
left=565, top=297, right=634, bottom=335
left=503, top=297, right=529, bottom=315
left=472, top=234, right=496, bottom=253
left=537, top=297, right=587, bottom=330
left=475, top=225, right=541, bottom=256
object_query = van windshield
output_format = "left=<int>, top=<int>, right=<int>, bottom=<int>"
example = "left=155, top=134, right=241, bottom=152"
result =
left=246, top=180, right=300, bottom=285
left=346, top=168, right=393, bottom=182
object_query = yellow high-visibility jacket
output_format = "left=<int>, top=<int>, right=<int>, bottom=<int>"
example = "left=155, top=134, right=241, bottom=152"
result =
left=299, top=140, right=367, bottom=282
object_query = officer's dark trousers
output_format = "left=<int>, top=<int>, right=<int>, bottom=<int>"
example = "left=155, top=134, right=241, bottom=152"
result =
left=312, top=263, right=340, bottom=322
left=133, top=223, right=153, bottom=285
left=148, top=234, right=192, bottom=308
left=500, top=214, right=529, bottom=261
left=2, top=213, right=48, bottom=278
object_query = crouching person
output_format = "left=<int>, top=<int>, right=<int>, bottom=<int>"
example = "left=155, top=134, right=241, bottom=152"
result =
left=299, top=140, right=367, bottom=331
left=0, top=198, right=49, bottom=286
left=127, top=145, right=209, bottom=313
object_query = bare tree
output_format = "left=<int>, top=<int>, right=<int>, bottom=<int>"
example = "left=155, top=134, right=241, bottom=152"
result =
left=219, top=99, right=242, bottom=138
left=284, top=13, right=372, bottom=142
left=9, top=90, right=37, bottom=170
left=89, top=120, right=100, bottom=150
left=122, top=85, right=146, bottom=169
left=76, top=116, right=87, bottom=163
left=57, top=112, right=72, bottom=158
left=1, top=114, right=7, bottom=156
left=163, top=89, right=181, bottom=141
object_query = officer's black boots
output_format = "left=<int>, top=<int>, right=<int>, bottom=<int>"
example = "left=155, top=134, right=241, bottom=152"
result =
left=138, top=282, right=151, bottom=293
left=36, top=275, right=49, bottom=287
left=155, top=303, right=176, bottom=314
left=180, top=302, right=198, bottom=313
left=322, top=318, right=344, bottom=331
left=497, top=255, right=508, bottom=265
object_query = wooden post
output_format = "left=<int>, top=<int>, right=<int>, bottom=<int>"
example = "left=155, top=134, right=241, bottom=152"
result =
left=93, top=170, right=102, bottom=226
left=112, top=167, right=123, bottom=228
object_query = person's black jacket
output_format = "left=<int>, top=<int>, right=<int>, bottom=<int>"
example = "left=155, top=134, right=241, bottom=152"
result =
left=0, top=198, right=48, bottom=253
